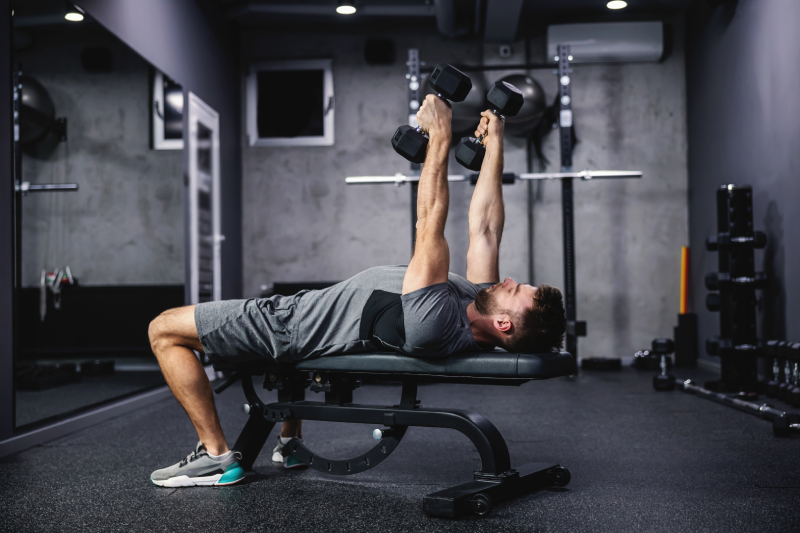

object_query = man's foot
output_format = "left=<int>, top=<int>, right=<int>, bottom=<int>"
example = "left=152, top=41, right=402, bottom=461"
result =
left=151, top=442, right=245, bottom=487
left=272, top=436, right=308, bottom=470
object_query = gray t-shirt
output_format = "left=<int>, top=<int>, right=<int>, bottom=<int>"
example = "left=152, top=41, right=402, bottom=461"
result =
left=289, top=265, right=491, bottom=360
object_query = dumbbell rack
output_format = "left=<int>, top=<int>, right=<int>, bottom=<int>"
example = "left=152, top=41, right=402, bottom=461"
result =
left=764, top=340, right=800, bottom=407
left=704, top=185, right=768, bottom=392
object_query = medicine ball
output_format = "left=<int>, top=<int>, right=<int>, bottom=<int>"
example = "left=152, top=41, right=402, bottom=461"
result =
left=497, top=74, right=546, bottom=137
left=19, top=75, right=56, bottom=144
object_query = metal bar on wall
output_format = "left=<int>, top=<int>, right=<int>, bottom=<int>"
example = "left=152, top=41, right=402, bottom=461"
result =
left=557, top=44, right=583, bottom=358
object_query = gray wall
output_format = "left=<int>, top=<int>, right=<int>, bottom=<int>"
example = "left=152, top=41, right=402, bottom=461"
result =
left=19, top=31, right=183, bottom=287
left=79, top=0, right=242, bottom=299
left=241, top=25, right=689, bottom=358
left=686, top=0, right=800, bottom=362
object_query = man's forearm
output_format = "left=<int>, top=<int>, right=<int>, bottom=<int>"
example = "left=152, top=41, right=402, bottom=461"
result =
left=416, top=132, right=451, bottom=236
left=468, top=139, right=505, bottom=238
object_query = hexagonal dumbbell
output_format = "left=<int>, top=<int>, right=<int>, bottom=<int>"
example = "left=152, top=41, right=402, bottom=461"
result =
left=651, top=338, right=676, bottom=391
left=391, top=63, right=472, bottom=164
left=455, top=81, right=524, bottom=171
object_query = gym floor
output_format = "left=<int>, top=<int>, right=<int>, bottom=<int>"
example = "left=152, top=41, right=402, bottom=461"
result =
left=2, top=365, right=799, bottom=532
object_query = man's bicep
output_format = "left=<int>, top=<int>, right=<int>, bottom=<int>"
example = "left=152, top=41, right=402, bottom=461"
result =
left=402, top=234, right=450, bottom=295
left=466, top=232, right=500, bottom=284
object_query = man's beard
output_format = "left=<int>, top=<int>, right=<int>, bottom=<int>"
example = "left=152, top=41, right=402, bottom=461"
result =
left=474, top=287, right=502, bottom=316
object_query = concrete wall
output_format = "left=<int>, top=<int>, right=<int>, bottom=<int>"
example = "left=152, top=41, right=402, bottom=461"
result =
left=686, top=0, right=800, bottom=362
left=241, top=25, right=689, bottom=358
left=18, top=30, right=183, bottom=287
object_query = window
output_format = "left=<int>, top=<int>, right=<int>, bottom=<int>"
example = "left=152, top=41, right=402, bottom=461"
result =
left=152, top=69, right=183, bottom=150
left=246, top=59, right=334, bottom=147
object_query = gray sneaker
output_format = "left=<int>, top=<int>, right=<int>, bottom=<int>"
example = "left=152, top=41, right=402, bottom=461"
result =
left=151, top=442, right=245, bottom=487
left=271, top=436, right=308, bottom=470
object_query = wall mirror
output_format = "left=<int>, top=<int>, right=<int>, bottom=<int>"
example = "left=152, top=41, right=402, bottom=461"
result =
left=12, top=1, right=186, bottom=429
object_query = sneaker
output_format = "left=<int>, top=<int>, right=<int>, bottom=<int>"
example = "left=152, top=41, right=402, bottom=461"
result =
left=151, top=442, right=245, bottom=487
left=271, top=436, right=308, bottom=470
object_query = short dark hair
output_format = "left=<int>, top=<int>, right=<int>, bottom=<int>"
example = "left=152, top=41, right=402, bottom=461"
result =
left=503, top=284, right=566, bottom=353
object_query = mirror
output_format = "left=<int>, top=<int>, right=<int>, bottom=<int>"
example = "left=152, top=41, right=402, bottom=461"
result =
left=12, top=1, right=185, bottom=428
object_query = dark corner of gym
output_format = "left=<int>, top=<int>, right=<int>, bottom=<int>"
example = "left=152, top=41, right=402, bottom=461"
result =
left=2, top=0, right=798, bottom=530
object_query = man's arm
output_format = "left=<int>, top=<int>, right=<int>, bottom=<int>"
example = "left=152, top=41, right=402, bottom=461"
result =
left=402, top=95, right=452, bottom=295
left=466, top=110, right=505, bottom=284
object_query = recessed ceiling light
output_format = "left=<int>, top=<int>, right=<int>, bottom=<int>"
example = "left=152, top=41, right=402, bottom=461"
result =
left=65, top=2, right=85, bottom=22
left=336, top=1, right=357, bottom=15
left=607, top=0, right=627, bottom=9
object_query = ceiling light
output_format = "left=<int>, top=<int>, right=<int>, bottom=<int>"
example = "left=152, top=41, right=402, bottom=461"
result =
left=336, top=1, right=356, bottom=15
left=607, top=1, right=627, bottom=9
left=65, top=2, right=85, bottom=22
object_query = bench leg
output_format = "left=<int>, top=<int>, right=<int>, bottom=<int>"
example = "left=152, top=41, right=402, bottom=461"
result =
left=423, top=463, right=571, bottom=518
left=233, top=414, right=276, bottom=471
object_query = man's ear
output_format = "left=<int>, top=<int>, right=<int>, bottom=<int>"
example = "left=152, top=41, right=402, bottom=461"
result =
left=493, top=315, right=512, bottom=333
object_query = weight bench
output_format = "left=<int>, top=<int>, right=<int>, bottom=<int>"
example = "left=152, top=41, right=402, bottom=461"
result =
left=212, top=349, right=576, bottom=518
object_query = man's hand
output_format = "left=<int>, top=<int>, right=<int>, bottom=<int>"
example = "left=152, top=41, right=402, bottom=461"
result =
left=416, top=94, right=452, bottom=138
left=474, top=109, right=504, bottom=146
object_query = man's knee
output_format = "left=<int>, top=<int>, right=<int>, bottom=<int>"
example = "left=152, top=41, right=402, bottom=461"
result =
left=149, top=306, right=200, bottom=355
left=149, top=311, right=172, bottom=355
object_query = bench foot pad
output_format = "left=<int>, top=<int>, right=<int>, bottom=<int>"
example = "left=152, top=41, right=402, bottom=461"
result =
left=423, top=462, right=569, bottom=518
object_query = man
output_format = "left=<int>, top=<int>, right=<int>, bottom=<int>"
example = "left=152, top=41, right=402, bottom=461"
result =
left=147, top=95, right=566, bottom=487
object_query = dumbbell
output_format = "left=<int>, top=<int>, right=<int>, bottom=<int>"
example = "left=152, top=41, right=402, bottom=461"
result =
left=391, top=63, right=472, bottom=164
left=454, top=81, right=524, bottom=171
left=652, top=338, right=676, bottom=391
left=776, top=342, right=792, bottom=401
left=786, top=343, right=800, bottom=406
left=764, top=340, right=781, bottom=397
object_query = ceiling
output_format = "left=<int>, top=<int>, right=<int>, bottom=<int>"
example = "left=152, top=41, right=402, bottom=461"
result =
left=220, top=0, right=696, bottom=37
left=12, top=0, right=699, bottom=40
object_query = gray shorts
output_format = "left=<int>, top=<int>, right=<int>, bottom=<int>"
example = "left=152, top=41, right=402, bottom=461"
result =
left=194, top=295, right=299, bottom=364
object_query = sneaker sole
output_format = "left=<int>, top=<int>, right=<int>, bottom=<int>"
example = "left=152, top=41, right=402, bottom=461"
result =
left=151, top=463, right=245, bottom=487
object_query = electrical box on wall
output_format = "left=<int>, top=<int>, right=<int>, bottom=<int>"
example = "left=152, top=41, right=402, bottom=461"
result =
left=547, top=22, right=664, bottom=63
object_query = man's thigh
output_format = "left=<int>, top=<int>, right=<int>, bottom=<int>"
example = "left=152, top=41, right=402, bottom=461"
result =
left=195, top=298, right=294, bottom=364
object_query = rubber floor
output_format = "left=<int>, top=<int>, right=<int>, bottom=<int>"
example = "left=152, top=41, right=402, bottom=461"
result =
left=2, top=365, right=799, bottom=533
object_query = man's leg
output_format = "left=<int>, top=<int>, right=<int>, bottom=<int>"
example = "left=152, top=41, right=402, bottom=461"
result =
left=149, top=306, right=229, bottom=456
left=281, top=420, right=302, bottom=439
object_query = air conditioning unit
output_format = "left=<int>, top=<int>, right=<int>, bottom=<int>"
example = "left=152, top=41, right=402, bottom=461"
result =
left=547, top=21, right=664, bottom=63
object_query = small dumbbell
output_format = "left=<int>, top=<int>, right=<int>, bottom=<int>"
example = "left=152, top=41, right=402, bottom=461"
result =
left=652, top=338, right=676, bottom=391
left=391, top=63, right=472, bottom=164
left=778, top=343, right=792, bottom=400
left=455, top=81, right=524, bottom=171
left=790, top=361, right=800, bottom=407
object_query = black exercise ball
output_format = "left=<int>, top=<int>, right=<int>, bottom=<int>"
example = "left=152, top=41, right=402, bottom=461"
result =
left=19, top=75, right=56, bottom=144
left=497, top=74, right=546, bottom=137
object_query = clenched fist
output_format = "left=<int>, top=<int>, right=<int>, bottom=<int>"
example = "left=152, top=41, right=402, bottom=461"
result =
left=474, top=109, right=504, bottom=146
left=416, top=94, right=452, bottom=138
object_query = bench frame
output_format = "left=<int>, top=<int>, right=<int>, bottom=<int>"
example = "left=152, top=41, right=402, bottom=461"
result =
left=214, top=363, right=571, bottom=518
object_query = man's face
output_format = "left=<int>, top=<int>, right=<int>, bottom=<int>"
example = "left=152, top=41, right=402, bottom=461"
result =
left=475, top=278, right=537, bottom=318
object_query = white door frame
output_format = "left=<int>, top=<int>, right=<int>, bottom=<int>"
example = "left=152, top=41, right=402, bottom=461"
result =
left=187, top=92, right=222, bottom=303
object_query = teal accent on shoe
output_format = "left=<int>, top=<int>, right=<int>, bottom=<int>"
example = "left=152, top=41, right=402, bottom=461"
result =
left=284, top=455, right=307, bottom=469
left=217, top=462, right=245, bottom=485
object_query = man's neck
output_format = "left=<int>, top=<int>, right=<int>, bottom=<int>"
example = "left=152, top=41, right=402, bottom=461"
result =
left=467, top=301, right=497, bottom=347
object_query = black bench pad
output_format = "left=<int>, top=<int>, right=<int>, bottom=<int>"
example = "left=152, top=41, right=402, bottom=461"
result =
left=293, top=350, right=576, bottom=380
